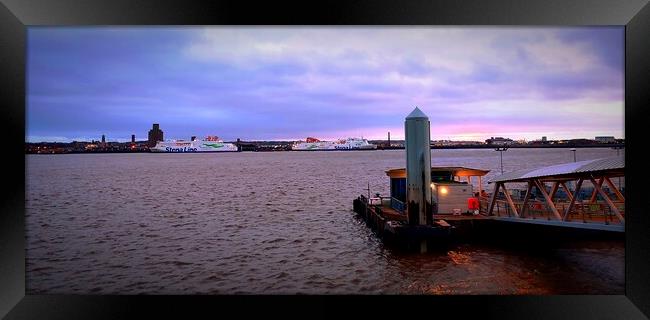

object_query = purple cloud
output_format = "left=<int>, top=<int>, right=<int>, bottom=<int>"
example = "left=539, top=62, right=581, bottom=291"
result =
left=27, top=27, right=624, bottom=142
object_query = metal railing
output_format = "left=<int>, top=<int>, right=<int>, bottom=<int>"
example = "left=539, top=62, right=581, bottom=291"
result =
left=482, top=198, right=624, bottom=224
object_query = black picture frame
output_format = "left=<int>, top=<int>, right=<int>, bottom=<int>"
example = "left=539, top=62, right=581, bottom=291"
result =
left=1, top=0, right=649, bottom=318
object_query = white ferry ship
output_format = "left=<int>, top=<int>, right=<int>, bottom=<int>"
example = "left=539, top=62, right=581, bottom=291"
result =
left=150, top=136, right=238, bottom=153
left=292, top=137, right=377, bottom=151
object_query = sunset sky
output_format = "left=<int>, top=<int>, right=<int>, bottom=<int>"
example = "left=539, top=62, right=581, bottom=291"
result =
left=26, top=27, right=624, bottom=142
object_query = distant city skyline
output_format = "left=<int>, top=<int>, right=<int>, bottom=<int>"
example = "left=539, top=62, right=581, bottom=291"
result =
left=25, top=131, right=622, bottom=144
left=27, top=27, right=624, bottom=143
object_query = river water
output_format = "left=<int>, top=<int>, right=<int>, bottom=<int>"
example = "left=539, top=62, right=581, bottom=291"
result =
left=25, top=148, right=624, bottom=294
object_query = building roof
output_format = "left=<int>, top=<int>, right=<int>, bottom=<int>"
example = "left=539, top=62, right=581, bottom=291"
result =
left=386, top=166, right=490, bottom=178
left=489, top=156, right=624, bottom=183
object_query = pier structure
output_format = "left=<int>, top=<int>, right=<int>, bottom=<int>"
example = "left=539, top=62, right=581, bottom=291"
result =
left=353, top=111, right=624, bottom=247
left=485, top=157, right=625, bottom=232
left=352, top=107, right=458, bottom=249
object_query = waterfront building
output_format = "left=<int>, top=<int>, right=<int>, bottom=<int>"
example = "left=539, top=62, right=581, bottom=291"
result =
left=595, top=136, right=616, bottom=143
left=485, top=137, right=513, bottom=145
left=386, top=166, right=489, bottom=214
left=148, top=123, right=164, bottom=147
left=101, top=134, right=105, bottom=144
left=131, top=134, right=136, bottom=143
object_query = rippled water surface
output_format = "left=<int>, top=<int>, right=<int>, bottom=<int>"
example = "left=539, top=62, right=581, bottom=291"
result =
left=26, top=148, right=624, bottom=294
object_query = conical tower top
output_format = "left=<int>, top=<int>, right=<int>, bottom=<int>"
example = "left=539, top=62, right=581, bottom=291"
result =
left=406, top=107, right=428, bottom=119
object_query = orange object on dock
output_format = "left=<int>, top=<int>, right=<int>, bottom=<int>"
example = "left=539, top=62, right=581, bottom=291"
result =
left=468, top=197, right=479, bottom=210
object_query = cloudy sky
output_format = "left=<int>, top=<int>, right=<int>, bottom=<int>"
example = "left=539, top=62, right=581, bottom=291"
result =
left=27, top=27, right=624, bottom=142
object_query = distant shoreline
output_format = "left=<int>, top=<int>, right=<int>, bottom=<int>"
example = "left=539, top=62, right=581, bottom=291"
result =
left=25, top=143, right=624, bottom=154
left=428, top=143, right=625, bottom=150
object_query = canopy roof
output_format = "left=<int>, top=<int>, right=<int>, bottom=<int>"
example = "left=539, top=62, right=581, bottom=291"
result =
left=489, top=156, right=624, bottom=183
left=386, top=166, right=490, bottom=179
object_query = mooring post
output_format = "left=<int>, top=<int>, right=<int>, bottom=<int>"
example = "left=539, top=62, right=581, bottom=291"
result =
left=367, top=182, right=371, bottom=201
left=405, top=107, right=432, bottom=227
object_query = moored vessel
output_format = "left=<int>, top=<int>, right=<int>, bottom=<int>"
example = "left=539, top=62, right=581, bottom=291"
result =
left=150, top=136, right=238, bottom=153
left=292, top=137, right=376, bottom=151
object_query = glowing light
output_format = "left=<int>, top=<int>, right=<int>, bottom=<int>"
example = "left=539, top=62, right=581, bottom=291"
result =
left=430, top=183, right=435, bottom=189
left=440, top=187, right=448, bottom=195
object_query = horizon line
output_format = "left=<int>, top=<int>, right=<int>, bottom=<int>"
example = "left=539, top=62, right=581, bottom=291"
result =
left=25, top=135, right=625, bottom=144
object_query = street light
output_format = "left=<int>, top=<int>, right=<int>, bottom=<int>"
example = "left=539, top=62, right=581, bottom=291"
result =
left=495, top=147, right=508, bottom=174
left=570, top=148, right=576, bottom=162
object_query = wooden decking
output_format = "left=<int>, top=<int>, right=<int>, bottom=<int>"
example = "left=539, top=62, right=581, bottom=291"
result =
left=367, top=200, right=489, bottom=222
left=433, top=214, right=490, bottom=221
left=352, top=195, right=454, bottom=240
left=374, top=205, right=407, bottom=222
left=354, top=177, right=626, bottom=239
